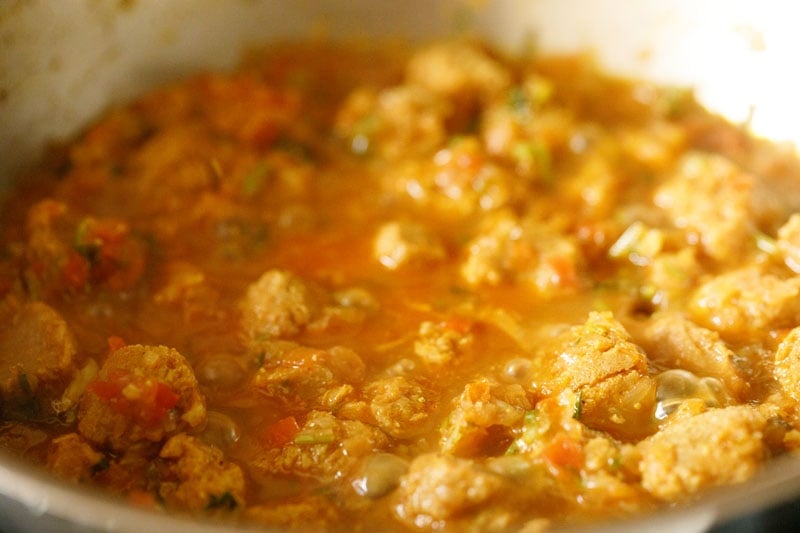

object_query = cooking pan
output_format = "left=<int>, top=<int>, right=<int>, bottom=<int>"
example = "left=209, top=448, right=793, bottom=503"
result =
left=1, top=1, right=800, bottom=531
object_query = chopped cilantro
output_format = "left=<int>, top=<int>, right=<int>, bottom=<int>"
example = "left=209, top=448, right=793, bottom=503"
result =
left=573, top=392, right=583, bottom=420
left=207, top=491, right=238, bottom=510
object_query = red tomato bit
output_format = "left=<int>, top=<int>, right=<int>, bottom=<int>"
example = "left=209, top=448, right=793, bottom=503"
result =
left=261, top=416, right=301, bottom=448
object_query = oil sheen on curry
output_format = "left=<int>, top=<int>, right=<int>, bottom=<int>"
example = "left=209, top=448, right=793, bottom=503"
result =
left=2, top=39, right=800, bottom=531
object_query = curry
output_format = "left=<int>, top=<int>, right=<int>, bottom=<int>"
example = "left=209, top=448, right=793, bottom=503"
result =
left=2, top=39, right=800, bottom=531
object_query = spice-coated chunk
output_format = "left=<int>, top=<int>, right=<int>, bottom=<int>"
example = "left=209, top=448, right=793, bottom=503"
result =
left=777, top=213, right=800, bottom=273
left=655, top=152, right=755, bottom=262
left=240, top=269, right=327, bottom=341
left=158, top=433, right=246, bottom=511
left=253, top=410, right=389, bottom=482
left=639, top=312, right=746, bottom=398
left=373, top=221, right=446, bottom=270
left=414, top=319, right=475, bottom=365
left=690, top=267, right=800, bottom=341
left=537, top=312, right=653, bottom=439
left=384, top=137, right=524, bottom=217
left=77, top=344, right=206, bottom=451
left=541, top=312, right=647, bottom=393
left=394, top=453, right=507, bottom=528
left=365, top=376, right=433, bottom=439
left=250, top=341, right=365, bottom=409
left=0, top=301, right=77, bottom=414
left=336, top=85, right=450, bottom=158
left=637, top=406, right=766, bottom=500
left=22, top=200, right=146, bottom=297
left=46, top=433, right=105, bottom=483
left=774, top=326, right=800, bottom=402
left=240, top=269, right=374, bottom=343
left=440, top=379, right=531, bottom=456
left=406, top=41, right=511, bottom=104
left=461, top=209, right=582, bottom=294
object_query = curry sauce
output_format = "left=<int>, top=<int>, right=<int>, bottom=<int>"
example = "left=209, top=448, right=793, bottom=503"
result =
left=2, top=39, right=800, bottom=531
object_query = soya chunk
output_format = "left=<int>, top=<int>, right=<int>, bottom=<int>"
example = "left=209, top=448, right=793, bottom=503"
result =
left=461, top=209, right=582, bottom=294
left=250, top=341, right=365, bottom=409
left=414, top=319, right=475, bottom=365
left=777, top=213, right=800, bottom=273
left=46, top=433, right=105, bottom=483
left=153, top=261, right=220, bottom=322
left=773, top=326, right=800, bottom=402
left=158, top=433, right=246, bottom=511
left=240, top=269, right=326, bottom=341
left=543, top=312, right=647, bottom=393
left=690, top=266, right=800, bottom=341
left=254, top=410, right=389, bottom=482
left=335, top=85, right=450, bottom=159
left=480, top=73, right=572, bottom=185
left=240, top=269, right=375, bottom=343
left=639, top=312, right=746, bottom=398
left=406, top=41, right=511, bottom=104
left=538, top=312, right=654, bottom=439
left=0, top=301, right=77, bottom=412
left=23, top=200, right=146, bottom=297
left=654, top=152, right=754, bottom=262
left=77, top=344, right=206, bottom=451
left=440, top=379, right=531, bottom=456
left=394, top=453, right=507, bottom=528
left=384, top=137, right=524, bottom=217
left=637, top=406, right=766, bottom=501
left=373, top=220, right=445, bottom=270
left=365, top=376, right=433, bottom=439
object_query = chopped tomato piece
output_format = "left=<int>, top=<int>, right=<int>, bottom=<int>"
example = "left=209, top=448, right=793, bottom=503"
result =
left=154, top=382, right=180, bottom=411
left=87, top=370, right=179, bottom=427
left=261, top=416, right=301, bottom=448
left=127, top=490, right=158, bottom=509
left=545, top=254, right=579, bottom=289
left=107, top=335, right=127, bottom=353
left=62, top=250, right=90, bottom=289
left=443, top=317, right=474, bottom=335
left=542, top=432, right=584, bottom=472
left=86, top=378, right=123, bottom=402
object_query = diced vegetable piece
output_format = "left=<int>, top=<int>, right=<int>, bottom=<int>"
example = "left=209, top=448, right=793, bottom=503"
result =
left=542, top=432, right=584, bottom=472
left=261, top=416, right=301, bottom=448
left=87, top=370, right=180, bottom=427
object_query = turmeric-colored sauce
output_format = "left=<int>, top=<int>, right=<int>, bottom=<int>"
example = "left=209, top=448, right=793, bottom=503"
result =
left=2, top=39, right=800, bottom=530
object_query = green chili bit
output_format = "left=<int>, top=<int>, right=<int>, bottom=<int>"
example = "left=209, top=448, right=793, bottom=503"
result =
left=241, top=161, right=271, bottom=198
left=207, top=491, right=238, bottom=510
left=573, top=391, right=583, bottom=420
left=507, top=86, right=530, bottom=114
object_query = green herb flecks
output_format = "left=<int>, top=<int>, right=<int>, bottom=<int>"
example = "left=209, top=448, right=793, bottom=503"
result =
left=241, top=161, right=271, bottom=198
left=512, top=141, right=553, bottom=184
left=294, top=429, right=336, bottom=446
left=74, top=218, right=101, bottom=263
left=572, top=391, right=583, bottom=420
left=207, top=491, right=238, bottom=510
